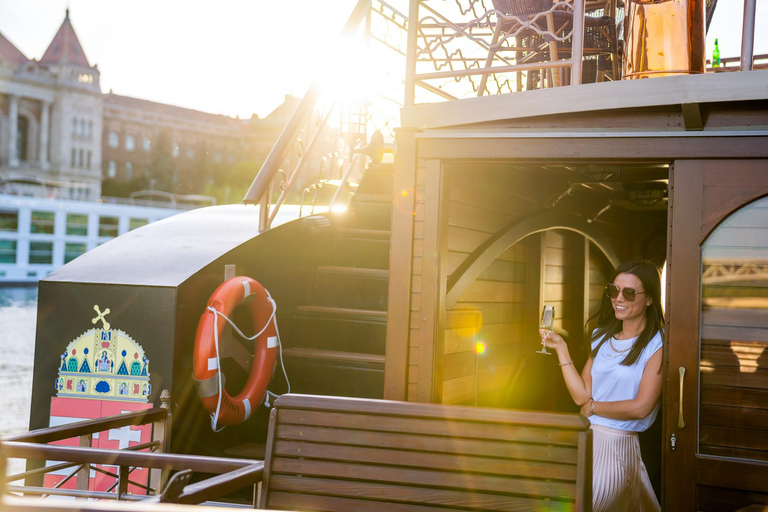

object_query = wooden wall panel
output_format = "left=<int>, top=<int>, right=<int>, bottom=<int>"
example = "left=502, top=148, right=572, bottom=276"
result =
left=442, top=169, right=540, bottom=408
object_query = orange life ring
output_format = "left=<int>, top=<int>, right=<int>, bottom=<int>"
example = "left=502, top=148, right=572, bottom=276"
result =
left=192, top=276, right=278, bottom=426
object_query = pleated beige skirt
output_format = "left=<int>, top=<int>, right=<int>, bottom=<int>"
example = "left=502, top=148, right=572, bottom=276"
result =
left=591, top=424, right=661, bottom=512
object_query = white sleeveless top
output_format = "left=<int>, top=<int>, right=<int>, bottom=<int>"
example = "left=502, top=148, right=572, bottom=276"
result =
left=589, top=330, right=663, bottom=432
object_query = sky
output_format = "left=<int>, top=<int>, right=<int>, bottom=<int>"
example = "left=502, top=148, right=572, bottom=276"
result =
left=0, top=0, right=764, bottom=120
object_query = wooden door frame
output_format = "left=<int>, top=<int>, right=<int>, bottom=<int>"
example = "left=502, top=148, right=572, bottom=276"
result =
left=665, top=159, right=768, bottom=511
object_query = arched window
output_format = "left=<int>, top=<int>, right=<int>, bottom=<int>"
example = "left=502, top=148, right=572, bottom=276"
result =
left=700, top=195, right=768, bottom=462
left=131, top=361, right=142, bottom=376
left=67, top=357, right=78, bottom=372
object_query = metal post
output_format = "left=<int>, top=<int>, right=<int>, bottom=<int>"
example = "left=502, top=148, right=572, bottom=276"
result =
left=404, top=0, right=420, bottom=107
left=571, top=0, right=585, bottom=85
left=741, top=0, right=756, bottom=71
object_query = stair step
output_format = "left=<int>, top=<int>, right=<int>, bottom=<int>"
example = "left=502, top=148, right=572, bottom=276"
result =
left=282, top=347, right=385, bottom=367
left=332, top=235, right=390, bottom=270
left=316, top=266, right=389, bottom=279
left=336, top=227, right=391, bottom=240
left=295, top=305, right=387, bottom=322
left=352, top=193, right=392, bottom=204
left=314, top=266, right=388, bottom=310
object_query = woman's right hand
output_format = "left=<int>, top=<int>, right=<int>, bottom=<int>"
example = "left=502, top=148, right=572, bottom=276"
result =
left=539, top=329, right=566, bottom=353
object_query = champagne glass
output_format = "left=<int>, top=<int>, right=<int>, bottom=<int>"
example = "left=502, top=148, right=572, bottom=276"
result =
left=537, top=305, right=555, bottom=355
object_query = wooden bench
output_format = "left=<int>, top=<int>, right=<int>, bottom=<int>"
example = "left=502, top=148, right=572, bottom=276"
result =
left=258, top=394, right=592, bottom=512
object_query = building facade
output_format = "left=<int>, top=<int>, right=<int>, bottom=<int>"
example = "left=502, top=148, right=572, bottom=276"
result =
left=0, top=11, right=308, bottom=204
left=0, top=10, right=102, bottom=200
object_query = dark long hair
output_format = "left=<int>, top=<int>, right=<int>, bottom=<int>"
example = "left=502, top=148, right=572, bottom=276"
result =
left=589, top=259, right=665, bottom=366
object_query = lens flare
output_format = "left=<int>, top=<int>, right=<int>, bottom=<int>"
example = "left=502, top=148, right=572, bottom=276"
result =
left=475, top=341, right=486, bottom=355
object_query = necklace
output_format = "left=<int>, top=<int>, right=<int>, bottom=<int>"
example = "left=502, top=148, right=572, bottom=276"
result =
left=609, top=337, right=632, bottom=354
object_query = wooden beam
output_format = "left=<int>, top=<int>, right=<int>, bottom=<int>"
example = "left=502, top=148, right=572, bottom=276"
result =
left=417, top=136, right=768, bottom=161
left=681, top=103, right=704, bottom=131
left=401, top=70, right=768, bottom=130
left=417, top=159, right=447, bottom=403
left=446, top=211, right=621, bottom=309
left=384, top=128, right=418, bottom=401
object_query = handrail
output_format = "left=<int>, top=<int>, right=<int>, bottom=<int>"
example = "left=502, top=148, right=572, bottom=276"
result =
left=243, top=0, right=371, bottom=211
left=2, top=442, right=262, bottom=475
left=2, top=408, right=168, bottom=445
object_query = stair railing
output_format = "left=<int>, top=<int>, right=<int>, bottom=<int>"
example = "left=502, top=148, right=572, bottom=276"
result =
left=265, top=103, right=337, bottom=228
left=243, top=0, right=372, bottom=232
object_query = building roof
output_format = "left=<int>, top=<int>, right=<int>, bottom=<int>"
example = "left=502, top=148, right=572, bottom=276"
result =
left=0, top=30, right=30, bottom=66
left=39, top=9, right=91, bottom=67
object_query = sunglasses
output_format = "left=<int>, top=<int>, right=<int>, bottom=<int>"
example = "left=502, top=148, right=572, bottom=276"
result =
left=605, top=283, right=646, bottom=302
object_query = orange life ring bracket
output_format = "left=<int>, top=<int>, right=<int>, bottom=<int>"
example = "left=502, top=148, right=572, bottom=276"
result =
left=192, top=276, right=279, bottom=429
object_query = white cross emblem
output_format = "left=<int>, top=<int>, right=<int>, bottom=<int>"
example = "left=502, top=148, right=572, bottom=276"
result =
left=92, top=305, right=111, bottom=330
left=108, top=424, right=142, bottom=450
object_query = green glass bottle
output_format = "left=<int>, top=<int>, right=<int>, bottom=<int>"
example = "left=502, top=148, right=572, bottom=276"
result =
left=712, top=38, right=721, bottom=68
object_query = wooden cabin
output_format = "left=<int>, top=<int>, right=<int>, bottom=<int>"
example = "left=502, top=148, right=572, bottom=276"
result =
left=382, top=70, right=768, bottom=510
left=19, top=0, right=768, bottom=510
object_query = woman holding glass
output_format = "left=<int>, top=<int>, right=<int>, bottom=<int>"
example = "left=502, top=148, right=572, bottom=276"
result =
left=539, top=259, right=663, bottom=512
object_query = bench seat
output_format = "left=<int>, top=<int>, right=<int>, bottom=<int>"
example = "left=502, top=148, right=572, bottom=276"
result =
left=259, top=394, right=592, bottom=512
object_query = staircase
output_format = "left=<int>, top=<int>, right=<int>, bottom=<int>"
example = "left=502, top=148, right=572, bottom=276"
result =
left=281, top=163, right=393, bottom=398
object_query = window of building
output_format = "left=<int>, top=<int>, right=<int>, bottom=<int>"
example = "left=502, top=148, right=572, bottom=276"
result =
left=129, top=218, right=148, bottom=231
left=214, top=151, right=222, bottom=163
left=79, top=119, right=85, bottom=136
left=98, top=216, right=119, bottom=238
left=142, top=137, right=151, bottom=152
left=64, top=242, right=87, bottom=263
left=186, top=147, right=194, bottom=159
left=29, top=241, right=54, bottom=264
left=0, top=211, right=18, bottom=232
left=172, top=143, right=179, bottom=158
left=0, top=240, right=17, bottom=264
left=108, top=132, right=119, bottom=148
left=30, top=211, right=55, bottom=234
left=66, top=213, right=88, bottom=236
left=86, top=151, right=92, bottom=169
left=71, top=148, right=76, bottom=167
left=72, top=118, right=77, bottom=135
left=107, top=161, right=117, bottom=179
left=16, top=117, right=28, bottom=161
left=87, top=121, right=93, bottom=137
left=125, top=135, right=135, bottom=152
left=227, top=154, right=235, bottom=164
left=125, top=162, right=133, bottom=180
left=78, top=149, right=84, bottom=168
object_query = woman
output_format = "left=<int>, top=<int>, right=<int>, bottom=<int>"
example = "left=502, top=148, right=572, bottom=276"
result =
left=540, top=259, right=663, bottom=512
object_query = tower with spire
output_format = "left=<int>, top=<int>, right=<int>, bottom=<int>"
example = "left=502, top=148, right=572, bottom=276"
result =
left=0, top=9, right=102, bottom=199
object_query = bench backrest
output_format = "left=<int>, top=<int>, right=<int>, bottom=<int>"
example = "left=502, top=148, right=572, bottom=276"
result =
left=260, top=394, right=592, bottom=512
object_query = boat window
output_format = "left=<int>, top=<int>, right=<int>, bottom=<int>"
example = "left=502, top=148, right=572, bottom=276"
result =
left=29, top=241, right=53, bottom=265
left=700, top=195, right=768, bottom=463
left=66, top=214, right=88, bottom=236
left=0, top=211, right=18, bottom=232
left=0, top=240, right=17, bottom=264
left=98, top=216, right=119, bottom=238
left=64, top=243, right=87, bottom=263
left=129, top=218, right=148, bottom=231
left=30, top=211, right=55, bottom=235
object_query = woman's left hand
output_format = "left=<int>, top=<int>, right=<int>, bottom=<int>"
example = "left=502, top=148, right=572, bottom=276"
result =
left=580, top=399, right=594, bottom=417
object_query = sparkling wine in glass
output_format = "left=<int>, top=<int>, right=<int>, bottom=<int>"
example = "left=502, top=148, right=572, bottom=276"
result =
left=537, top=305, right=555, bottom=355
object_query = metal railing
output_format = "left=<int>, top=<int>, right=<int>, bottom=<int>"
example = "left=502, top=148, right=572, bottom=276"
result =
left=243, top=0, right=405, bottom=233
left=1, top=391, right=262, bottom=506
left=404, top=0, right=586, bottom=105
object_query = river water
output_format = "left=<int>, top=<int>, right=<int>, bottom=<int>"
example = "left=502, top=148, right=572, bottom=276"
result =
left=0, top=286, right=38, bottom=476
